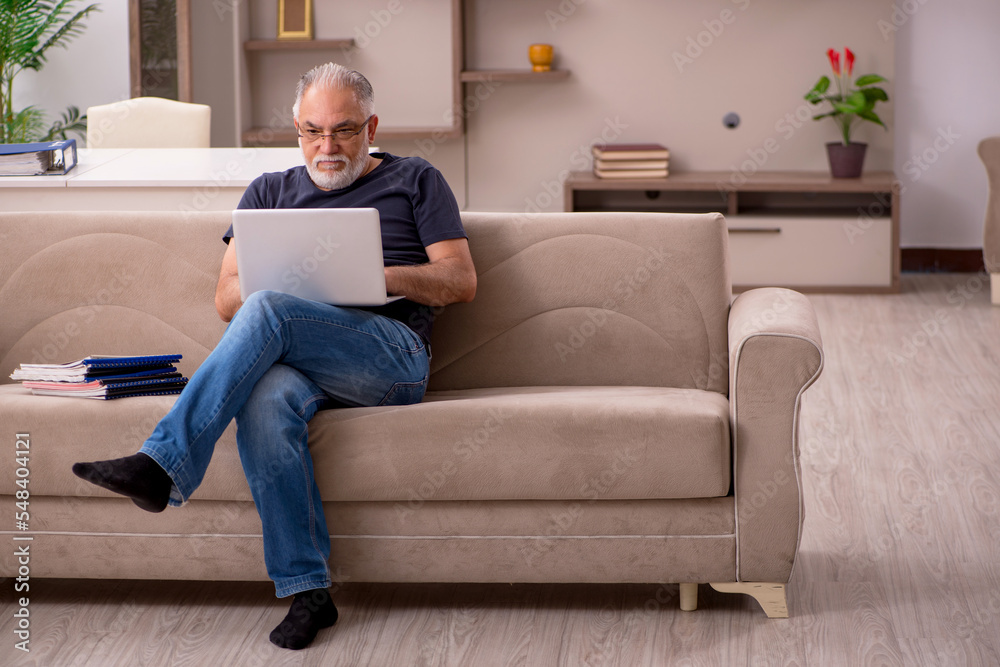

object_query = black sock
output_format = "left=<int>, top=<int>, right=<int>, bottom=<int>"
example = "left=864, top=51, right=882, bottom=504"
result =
left=269, top=588, right=339, bottom=650
left=71, top=453, right=172, bottom=513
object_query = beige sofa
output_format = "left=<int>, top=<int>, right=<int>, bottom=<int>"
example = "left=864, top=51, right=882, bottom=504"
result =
left=978, top=137, right=1000, bottom=305
left=0, top=209, right=823, bottom=617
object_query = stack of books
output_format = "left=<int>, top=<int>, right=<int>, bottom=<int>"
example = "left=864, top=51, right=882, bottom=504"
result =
left=592, top=143, right=669, bottom=179
left=10, top=354, right=188, bottom=400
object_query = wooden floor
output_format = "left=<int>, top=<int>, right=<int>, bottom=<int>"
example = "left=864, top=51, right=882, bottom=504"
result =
left=3, top=274, right=1000, bottom=666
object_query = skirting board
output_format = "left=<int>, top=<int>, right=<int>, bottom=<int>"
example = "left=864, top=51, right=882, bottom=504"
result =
left=902, top=248, right=985, bottom=273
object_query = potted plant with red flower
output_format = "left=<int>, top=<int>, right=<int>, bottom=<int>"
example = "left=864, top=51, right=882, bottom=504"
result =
left=805, top=48, right=889, bottom=178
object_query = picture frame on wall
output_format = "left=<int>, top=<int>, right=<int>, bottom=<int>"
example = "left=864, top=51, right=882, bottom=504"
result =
left=278, top=0, right=313, bottom=40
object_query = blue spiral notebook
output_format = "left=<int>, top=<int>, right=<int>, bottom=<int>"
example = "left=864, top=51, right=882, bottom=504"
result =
left=10, top=355, right=183, bottom=383
left=22, top=375, right=189, bottom=400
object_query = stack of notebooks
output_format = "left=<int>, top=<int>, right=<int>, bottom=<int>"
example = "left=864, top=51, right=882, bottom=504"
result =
left=10, top=355, right=188, bottom=400
left=592, top=143, right=669, bottom=179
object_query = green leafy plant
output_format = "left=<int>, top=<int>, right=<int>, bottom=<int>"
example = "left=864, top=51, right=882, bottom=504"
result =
left=0, top=0, right=100, bottom=144
left=805, top=48, right=889, bottom=146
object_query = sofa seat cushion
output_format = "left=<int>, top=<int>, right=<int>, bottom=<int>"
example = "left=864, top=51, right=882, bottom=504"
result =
left=307, top=386, right=731, bottom=502
left=0, top=384, right=731, bottom=503
left=0, top=384, right=246, bottom=500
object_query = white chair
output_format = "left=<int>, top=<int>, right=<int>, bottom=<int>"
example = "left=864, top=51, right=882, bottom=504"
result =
left=978, top=137, right=1000, bottom=305
left=86, top=97, right=211, bottom=148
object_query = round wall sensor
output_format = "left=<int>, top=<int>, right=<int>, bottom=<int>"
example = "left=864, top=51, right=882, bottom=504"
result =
left=723, top=112, right=740, bottom=129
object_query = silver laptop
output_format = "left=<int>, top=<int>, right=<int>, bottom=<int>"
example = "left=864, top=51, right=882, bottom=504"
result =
left=232, top=208, right=405, bottom=306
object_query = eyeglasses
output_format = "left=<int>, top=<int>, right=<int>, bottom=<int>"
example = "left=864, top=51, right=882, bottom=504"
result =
left=297, top=115, right=374, bottom=144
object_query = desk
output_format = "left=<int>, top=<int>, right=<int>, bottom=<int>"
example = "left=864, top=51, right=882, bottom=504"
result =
left=0, top=148, right=304, bottom=211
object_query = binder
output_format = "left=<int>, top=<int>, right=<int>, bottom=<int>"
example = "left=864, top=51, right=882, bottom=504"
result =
left=0, top=139, right=78, bottom=176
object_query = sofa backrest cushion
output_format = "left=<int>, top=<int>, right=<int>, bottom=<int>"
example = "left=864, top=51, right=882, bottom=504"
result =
left=429, top=212, right=732, bottom=395
left=0, top=211, right=230, bottom=382
left=1, top=210, right=733, bottom=396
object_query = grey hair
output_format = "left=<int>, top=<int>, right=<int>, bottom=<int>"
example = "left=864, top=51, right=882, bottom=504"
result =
left=292, top=63, right=375, bottom=119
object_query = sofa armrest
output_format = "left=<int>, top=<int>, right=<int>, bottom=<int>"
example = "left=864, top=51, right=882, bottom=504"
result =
left=727, top=288, right=824, bottom=583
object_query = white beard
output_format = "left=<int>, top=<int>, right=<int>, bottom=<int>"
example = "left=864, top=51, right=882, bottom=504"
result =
left=306, top=149, right=369, bottom=190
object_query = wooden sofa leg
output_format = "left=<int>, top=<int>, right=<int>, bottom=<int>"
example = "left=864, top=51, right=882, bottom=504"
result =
left=991, top=273, right=1000, bottom=306
left=709, top=582, right=788, bottom=618
left=679, top=583, right=698, bottom=612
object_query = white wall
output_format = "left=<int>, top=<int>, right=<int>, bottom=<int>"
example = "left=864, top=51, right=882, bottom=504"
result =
left=16, top=0, right=999, bottom=252
left=893, top=0, right=1000, bottom=248
left=455, top=0, right=897, bottom=212
left=13, top=4, right=130, bottom=139
left=243, top=0, right=454, bottom=132
left=191, top=0, right=238, bottom=148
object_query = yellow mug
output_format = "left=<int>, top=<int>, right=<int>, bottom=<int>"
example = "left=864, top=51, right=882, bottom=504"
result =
left=528, top=44, right=554, bottom=72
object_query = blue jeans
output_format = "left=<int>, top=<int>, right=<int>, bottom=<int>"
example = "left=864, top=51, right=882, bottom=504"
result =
left=139, top=291, right=429, bottom=597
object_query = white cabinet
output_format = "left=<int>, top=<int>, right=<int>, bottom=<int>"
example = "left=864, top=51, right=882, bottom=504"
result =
left=564, top=170, right=900, bottom=293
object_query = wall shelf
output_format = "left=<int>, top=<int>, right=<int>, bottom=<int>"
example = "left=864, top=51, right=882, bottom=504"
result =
left=241, top=125, right=463, bottom=147
left=244, top=38, right=355, bottom=51
left=460, top=69, right=570, bottom=83
left=234, top=3, right=567, bottom=148
left=234, top=1, right=463, bottom=147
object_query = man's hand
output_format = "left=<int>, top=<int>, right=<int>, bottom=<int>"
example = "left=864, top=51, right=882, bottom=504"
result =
left=215, top=240, right=242, bottom=322
left=384, top=238, right=477, bottom=307
left=216, top=235, right=475, bottom=320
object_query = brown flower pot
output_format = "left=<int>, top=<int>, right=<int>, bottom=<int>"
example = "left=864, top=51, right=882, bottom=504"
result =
left=826, top=142, right=867, bottom=178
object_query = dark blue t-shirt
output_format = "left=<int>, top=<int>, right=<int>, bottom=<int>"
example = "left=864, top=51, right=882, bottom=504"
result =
left=225, top=153, right=467, bottom=343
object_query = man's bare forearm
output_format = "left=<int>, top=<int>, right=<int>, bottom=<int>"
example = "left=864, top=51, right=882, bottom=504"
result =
left=216, top=240, right=242, bottom=322
left=385, top=257, right=476, bottom=307
left=215, top=275, right=242, bottom=322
